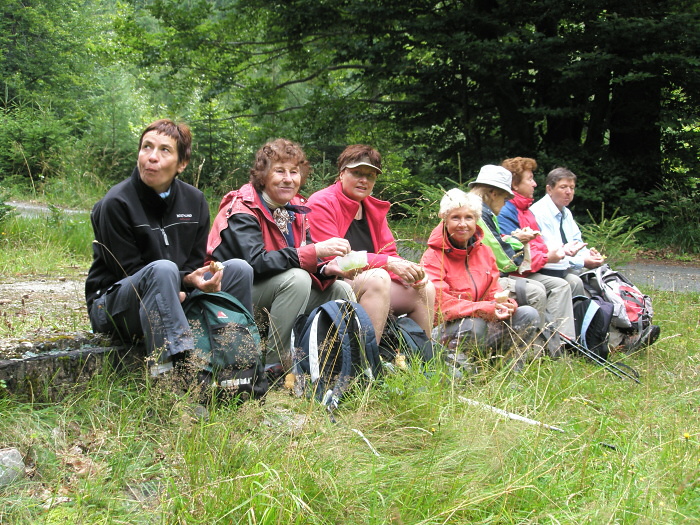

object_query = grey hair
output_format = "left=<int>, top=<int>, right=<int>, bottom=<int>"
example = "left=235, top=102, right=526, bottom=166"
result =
left=438, top=188, right=482, bottom=221
left=546, top=167, right=577, bottom=188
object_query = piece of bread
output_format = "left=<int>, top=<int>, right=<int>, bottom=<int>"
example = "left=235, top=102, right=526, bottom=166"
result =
left=209, top=261, right=224, bottom=273
left=494, top=290, right=510, bottom=303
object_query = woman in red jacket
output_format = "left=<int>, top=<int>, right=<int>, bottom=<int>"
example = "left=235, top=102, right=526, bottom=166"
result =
left=498, top=156, right=579, bottom=356
left=307, top=145, right=435, bottom=344
left=207, top=139, right=355, bottom=371
left=421, top=189, right=539, bottom=365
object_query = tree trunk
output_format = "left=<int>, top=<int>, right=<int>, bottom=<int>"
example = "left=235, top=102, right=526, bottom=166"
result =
left=609, top=79, right=662, bottom=192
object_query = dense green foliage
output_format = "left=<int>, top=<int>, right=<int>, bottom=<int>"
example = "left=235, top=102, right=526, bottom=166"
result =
left=1, top=0, right=700, bottom=248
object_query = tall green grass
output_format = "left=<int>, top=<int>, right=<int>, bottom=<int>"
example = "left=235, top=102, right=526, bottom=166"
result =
left=0, top=210, right=92, bottom=275
left=1, top=289, right=698, bottom=524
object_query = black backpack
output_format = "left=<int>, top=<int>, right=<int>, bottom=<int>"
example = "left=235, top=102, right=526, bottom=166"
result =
left=378, top=315, right=435, bottom=368
left=292, top=299, right=381, bottom=411
left=183, top=290, right=268, bottom=399
left=571, top=295, right=615, bottom=360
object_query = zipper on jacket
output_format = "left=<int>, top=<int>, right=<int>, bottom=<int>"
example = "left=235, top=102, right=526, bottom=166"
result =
left=160, top=227, right=170, bottom=246
left=464, top=252, right=481, bottom=300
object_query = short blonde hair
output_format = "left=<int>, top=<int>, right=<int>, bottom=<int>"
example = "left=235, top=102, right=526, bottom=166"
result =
left=438, top=188, right=482, bottom=220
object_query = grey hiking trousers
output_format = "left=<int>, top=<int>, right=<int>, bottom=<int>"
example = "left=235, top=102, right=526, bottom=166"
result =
left=89, top=259, right=253, bottom=361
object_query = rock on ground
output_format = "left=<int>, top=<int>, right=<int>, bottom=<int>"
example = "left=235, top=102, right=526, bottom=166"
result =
left=0, top=448, right=25, bottom=487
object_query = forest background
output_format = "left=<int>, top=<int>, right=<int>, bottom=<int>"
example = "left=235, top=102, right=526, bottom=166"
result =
left=1, top=0, right=700, bottom=250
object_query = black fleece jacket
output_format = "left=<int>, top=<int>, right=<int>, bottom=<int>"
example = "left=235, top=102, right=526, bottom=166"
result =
left=85, top=167, right=210, bottom=307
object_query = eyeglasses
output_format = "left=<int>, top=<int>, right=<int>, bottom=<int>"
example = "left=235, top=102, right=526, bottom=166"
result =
left=345, top=168, right=378, bottom=182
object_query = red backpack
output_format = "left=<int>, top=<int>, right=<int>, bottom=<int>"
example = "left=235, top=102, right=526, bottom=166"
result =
left=580, top=264, right=658, bottom=352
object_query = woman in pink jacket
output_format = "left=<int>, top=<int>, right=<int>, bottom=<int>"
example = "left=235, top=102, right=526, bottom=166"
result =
left=307, top=144, right=435, bottom=344
left=421, top=189, right=539, bottom=365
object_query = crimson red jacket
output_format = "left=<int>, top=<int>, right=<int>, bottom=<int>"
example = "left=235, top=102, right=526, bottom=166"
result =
left=307, top=181, right=403, bottom=282
left=421, top=222, right=516, bottom=323
left=497, top=191, right=549, bottom=275
left=207, top=183, right=333, bottom=290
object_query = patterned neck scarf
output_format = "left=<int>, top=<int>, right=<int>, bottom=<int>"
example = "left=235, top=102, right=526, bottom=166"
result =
left=273, top=207, right=292, bottom=234
left=262, top=191, right=294, bottom=235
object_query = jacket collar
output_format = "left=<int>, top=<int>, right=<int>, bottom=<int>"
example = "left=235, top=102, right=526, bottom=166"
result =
left=510, top=190, right=533, bottom=211
left=130, top=166, right=173, bottom=216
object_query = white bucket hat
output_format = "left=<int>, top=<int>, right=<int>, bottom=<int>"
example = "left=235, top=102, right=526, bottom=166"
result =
left=468, top=165, right=514, bottom=197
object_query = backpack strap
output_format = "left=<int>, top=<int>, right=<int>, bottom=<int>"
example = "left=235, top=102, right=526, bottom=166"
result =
left=306, top=300, right=348, bottom=382
left=579, top=299, right=601, bottom=350
left=514, top=277, right=529, bottom=306
left=345, top=301, right=380, bottom=376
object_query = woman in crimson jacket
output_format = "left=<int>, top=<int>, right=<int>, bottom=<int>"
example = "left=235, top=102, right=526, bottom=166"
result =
left=497, top=157, right=579, bottom=355
left=421, top=189, right=539, bottom=364
left=207, top=139, right=354, bottom=369
left=306, top=144, right=435, bottom=344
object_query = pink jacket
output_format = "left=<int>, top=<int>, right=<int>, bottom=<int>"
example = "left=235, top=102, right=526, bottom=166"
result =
left=421, top=223, right=516, bottom=323
left=307, top=181, right=403, bottom=281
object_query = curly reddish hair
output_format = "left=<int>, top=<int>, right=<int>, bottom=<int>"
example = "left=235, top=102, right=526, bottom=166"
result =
left=249, top=138, right=311, bottom=192
left=501, top=157, right=537, bottom=187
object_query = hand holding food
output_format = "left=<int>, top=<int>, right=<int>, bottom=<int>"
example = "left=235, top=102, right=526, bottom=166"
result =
left=494, top=303, right=513, bottom=320
left=589, top=247, right=607, bottom=259
left=584, top=247, right=607, bottom=268
left=512, top=226, right=541, bottom=243
left=209, top=260, right=225, bottom=273
left=520, top=226, right=540, bottom=236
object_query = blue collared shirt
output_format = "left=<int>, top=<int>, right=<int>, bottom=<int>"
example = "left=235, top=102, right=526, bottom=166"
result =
left=530, top=194, right=589, bottom=271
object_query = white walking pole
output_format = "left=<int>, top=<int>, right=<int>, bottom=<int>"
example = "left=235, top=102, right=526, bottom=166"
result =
left=458, top=396, right=565, bottom=433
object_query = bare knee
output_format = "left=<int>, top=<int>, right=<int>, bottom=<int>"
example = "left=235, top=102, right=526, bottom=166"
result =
left=351, top=268, right=391, bottom=300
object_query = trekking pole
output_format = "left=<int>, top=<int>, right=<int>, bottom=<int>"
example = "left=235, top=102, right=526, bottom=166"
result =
left=558, top=331, right=637, bottom=382
left=458, top=396, right=565, bottom=433
left=558, top=332, right=641, bottom=384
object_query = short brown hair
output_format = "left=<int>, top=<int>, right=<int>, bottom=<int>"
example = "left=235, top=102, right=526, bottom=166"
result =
left=249, top=138, right=311, bottom=192
left=336, top=144, right=382, bottom=176
left=501, top=157, right=537, bottom=187
left=139, top=119, right=192, bottom=164
left=546, top=167, right=577, bottom=188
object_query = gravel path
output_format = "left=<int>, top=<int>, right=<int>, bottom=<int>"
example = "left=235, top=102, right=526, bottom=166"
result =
left=8, top=200, right=88, bottom=218
left=618, top=261, right=700, bottom=293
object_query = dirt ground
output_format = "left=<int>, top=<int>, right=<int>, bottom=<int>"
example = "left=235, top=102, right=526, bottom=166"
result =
left=0, top=275, right=96, bottom=359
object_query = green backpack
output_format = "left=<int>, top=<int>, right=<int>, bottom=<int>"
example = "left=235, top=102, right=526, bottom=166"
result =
left=183, top=290, right=268, bottom=399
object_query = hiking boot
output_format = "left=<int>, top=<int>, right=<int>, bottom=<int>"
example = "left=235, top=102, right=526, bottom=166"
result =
left=625, top=324, right=661, bottom=353
left=264, top=362, right=286, bottom=388
left=638, top=324, right=661, bottom=348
